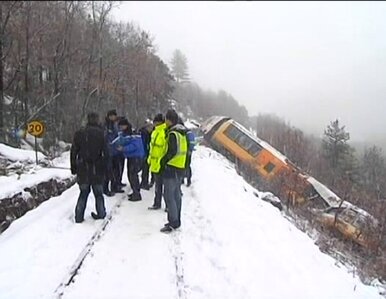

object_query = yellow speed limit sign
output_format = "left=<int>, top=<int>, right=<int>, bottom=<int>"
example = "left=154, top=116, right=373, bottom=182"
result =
left=27, top=120, right=45, bottom=138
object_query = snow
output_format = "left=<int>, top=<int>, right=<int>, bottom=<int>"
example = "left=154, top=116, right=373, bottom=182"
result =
left=0, top=143, right=46, bottom=163
left=0, top=188, right=124, bottom=299
left=0, top=144, right=72, bottom=199
left=0, top=146, right=383, bottom=299
left=185, top=119, right=200, bottom=130
left=4, top=95, right=13, bottom=105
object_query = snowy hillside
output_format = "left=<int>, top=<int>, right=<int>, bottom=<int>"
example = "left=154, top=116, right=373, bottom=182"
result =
left=0, top=146, right=383, bottom=299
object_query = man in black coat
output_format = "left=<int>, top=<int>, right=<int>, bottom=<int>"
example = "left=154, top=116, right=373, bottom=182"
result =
left=103, top=109, right=124, bottom=195
left=139, top=121, right=153, bottom=190
left=70, top=112, right=109, bottom=223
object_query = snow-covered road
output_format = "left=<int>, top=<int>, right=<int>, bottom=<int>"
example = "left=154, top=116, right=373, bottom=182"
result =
left=0, top=146, right=383, bottom=299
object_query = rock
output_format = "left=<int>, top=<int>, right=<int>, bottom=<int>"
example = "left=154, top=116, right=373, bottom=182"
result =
left=0, top=177, right=75, bottom=234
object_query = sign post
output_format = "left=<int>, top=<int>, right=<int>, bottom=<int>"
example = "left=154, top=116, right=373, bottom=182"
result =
left=34, top=136, right=38, bottom=164
left=27, top=120, right=46, bottom=165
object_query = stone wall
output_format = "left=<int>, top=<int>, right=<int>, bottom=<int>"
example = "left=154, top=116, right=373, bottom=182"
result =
left=0, top=178, right=75, bottom=233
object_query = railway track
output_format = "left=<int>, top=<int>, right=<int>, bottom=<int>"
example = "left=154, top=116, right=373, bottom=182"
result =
left=54, top=194, right=126, bottom=298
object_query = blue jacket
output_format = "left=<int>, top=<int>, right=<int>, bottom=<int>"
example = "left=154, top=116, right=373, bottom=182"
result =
left=121, top=134, right=145, bottom=159
left=187, top=130, right=196, bottom=152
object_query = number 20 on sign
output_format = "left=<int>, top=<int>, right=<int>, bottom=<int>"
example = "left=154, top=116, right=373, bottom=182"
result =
left=27, top=120, right=45, bottom=165
left=27, top=120, right=45, bottom=138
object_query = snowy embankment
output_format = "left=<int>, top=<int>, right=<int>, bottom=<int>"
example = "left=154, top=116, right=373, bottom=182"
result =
left=0, top=143, right=72, bottom=199
left=0, top=146, right=383, bottom=299
left=0, top=143, right=46, bottom=163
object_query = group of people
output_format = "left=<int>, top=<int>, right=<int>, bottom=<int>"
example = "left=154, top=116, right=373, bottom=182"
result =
left=70, top=109, right=196, bottom=233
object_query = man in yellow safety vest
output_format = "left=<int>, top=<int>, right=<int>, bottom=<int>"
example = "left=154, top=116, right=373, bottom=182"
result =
left=159, top=109, right=188, bottom=233
left=147, top=114, right=167, bottom=210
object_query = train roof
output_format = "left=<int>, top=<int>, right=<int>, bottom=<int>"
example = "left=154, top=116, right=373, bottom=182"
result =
left=200, top=116, right=230, bottom=134
left=201, top=116, right=289, bottom=164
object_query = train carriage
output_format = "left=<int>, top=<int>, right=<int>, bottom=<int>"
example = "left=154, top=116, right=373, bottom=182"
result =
left=201, top=116, right=310, bottom=202
left=200, top=116, right=379, bottom=249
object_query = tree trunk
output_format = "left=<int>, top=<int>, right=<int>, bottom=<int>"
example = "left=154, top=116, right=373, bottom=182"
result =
left=23, top=3, right=30, bottom=125
left=135, top=79, right=139, bottom=128
left=0, top=3, right=4, bottom=141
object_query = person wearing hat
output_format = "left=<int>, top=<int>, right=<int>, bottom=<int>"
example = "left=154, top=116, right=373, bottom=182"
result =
left=116, top=118, right=145, bottom=201
left=178, top=117, right=196, bottom=187
left=147, top=113, right=167, bottom=210
left=159, top=109, right=188, bottom=233
left=116, top=115, right=127, bottom=189
left=139, top=120, right=154, bottom=190
left=70, top=112, right=108, bottom=223
left=104, top=109, right=124, bottom=196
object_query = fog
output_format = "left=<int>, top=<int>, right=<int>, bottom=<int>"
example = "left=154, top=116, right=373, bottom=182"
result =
left=112, top=1, right=386, bottom=145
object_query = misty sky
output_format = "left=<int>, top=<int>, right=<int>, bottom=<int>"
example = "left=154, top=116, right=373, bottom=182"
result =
left=112, top=1, right=386, bottom=143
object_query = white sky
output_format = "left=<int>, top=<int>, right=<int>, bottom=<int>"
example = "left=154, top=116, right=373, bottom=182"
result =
left=112, top=1, right=386, bottom=143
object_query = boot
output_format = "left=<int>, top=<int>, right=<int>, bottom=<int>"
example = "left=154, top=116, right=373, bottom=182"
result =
left=112, top=188, right=124, bottom=194
left=160, top=224, right=174, bottom=233
left=148, top=204, right=161, bottom=210
left=128, top=193, right=142, bottom=202
left=140, top=182, right=150, bottom=190
left=111, top=184, right=124, bottom=193
left=91, top=212, right=105, bottom=220
left=103, top=189, right=115, bottom=197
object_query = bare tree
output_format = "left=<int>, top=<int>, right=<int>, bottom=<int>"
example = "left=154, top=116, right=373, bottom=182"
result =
left=0, top=1, right=22, bottom=141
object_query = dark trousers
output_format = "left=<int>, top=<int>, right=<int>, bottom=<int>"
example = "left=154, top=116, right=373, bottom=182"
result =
left=117, top=155, right=125, bottom=184
left=140, top=158, right=150, bottom=186
left=75, top=184, right=106, bottom=222
left=164, top=176, right=182, bottom=228
left=185, top=153, right=192, bottom=183
left=111, top=155, right=123, bottom=190
left=128, top=158, right=142, bottom=196
left=104, top=157, right=113, bottom=192
left=153, top=173, right=164, bottom=208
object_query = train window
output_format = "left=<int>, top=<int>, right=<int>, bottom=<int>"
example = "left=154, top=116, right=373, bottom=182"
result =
left=224, top=124, right=263, bottom=157
left=264, top=162, right=276, bottom=173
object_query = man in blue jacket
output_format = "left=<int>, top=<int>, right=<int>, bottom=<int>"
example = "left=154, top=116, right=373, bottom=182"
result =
left=116, top=118, right=145, bottom=202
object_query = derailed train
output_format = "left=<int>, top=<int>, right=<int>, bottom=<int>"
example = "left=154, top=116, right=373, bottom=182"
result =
left=200, top=116, right=379, bottom=249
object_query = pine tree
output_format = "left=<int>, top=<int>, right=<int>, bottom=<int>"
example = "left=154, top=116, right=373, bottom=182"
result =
left=322, top=119, right=350, bottom=169
left=170, top=49, right=189, bottom=83
left=361, top=146, right=386, bottom=199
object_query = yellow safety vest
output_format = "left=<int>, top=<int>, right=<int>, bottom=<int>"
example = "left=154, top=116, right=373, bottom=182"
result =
left=167, top=130, right=188, bottom=169
left=148, top=123, right=167, bottom=173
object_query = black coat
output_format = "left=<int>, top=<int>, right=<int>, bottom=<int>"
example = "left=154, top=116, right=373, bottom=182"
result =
left=70, top=123, right=109, bottom=185
left=139, top=126, right=152, bottom=157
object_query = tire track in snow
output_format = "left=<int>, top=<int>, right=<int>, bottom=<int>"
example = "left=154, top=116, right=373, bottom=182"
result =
left=54, top=194, right=126, bottom=299
left=183, top=182, right=249, bottom=298
left=171, top=232, right=188, bottom=299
